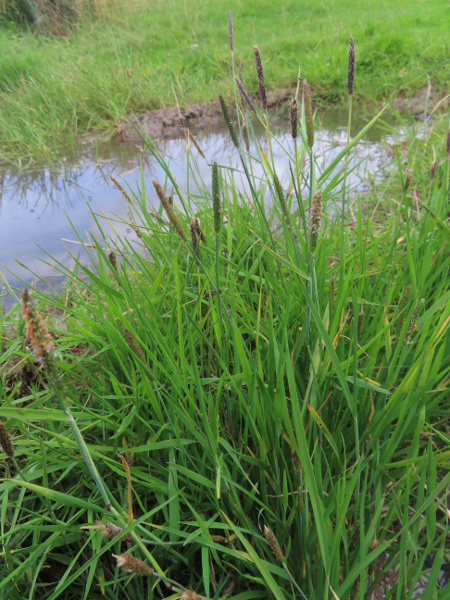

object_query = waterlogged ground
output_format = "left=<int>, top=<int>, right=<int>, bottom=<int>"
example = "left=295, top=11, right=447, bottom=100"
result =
left=1, top=110, right=400, bottom=308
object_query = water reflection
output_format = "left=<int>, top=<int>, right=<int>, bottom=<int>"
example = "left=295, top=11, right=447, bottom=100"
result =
left=0, top=112, right=397, bottom=307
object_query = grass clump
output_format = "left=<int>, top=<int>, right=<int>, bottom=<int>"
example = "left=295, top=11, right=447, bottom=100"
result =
left=1, top=24, right=450, bottom=600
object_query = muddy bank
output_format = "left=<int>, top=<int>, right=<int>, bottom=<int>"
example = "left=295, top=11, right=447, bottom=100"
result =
left=115, top=89, right=293, bottom=143
left=115, top=85, right=448, bottom=143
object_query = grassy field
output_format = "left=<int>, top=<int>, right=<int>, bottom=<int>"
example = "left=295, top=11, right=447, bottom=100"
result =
left=0, top=21, right=449, bottom=595
left=0, top=0, right=449, bottom=163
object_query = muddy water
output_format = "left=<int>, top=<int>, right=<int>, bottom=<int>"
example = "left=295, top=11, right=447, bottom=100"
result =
left=1, top=110, right=395, bottom=307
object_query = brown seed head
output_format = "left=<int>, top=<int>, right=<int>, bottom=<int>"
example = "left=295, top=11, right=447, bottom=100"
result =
left=430, top=147, right=437, bottom=180
left=235, top=77, right=257, bottom=115
left=347, top=35, right=355, bottom=97
left=447, top=130, right=450, bottom=158
left=303, top=80, right=314, bottom=149
left=113, top=553, right=154, bottom=576
left=181, top=592, right=202, bottom=600
left=228, top=11, right=233, bottom=52
left=263, top=525, right=285, bottom=562
left=290, top=98, right=298, bottom=139
left=108, top=249, right=118, bottom=273
left=310, top=190, right=323, bottom=252
left=152, top=180, right=188, bottom=241
left=404, top=168, right=413, bottom=191
left=187, top=129, right=206, bottom=159
left=81, top=521, right=134, bottom=543
left=190, top=217, right=199, bottom=259
left=219, top=93, right=239, bottom=148
left=110, top=175, right=132, bottom=203
left=0, top=419, right=14, bottom=459
left=21, top=290, right=54, bottom=359
left=253, top=46, right=267, bottom=111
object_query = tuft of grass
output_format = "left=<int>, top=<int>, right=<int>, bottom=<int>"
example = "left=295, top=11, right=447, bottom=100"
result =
left=1, top=25, right=449, bottom=600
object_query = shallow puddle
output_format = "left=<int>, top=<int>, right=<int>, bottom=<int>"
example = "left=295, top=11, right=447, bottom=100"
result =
left=1, top=109, right=397, bottom=308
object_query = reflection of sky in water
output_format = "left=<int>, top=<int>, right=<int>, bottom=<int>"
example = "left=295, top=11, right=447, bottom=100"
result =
left=0, top=115, right=399, bottom=304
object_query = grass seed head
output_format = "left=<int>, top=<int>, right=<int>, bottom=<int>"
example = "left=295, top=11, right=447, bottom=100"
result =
left=21, top=290, right=54, bottom=360
left=212, top=162, right=222, bottom=234
left=152, top=180, right=188, bottom=241
left=447, top=130, right=450, bottom=158
left=235, top=77, right=257, bottom=115
left=253, top=46, right=267, bottom=111
left=81, top=521, right=134, bottom=543
left=290, top=98, right=298, bottom=139
left=430, top=146, right=437, bottom=180
left=218, top=93, right=239, bottom=148
left=404, top=167, right=413, bottom=191
left=273, top=172, right=291, bottom=229
left=303, top=80, right=314, bottom=149
left=0, top=419, right=14, bottom=459
left=108, top=249, right=118, bottom=273
left=310, top=190, right=323, bottom=252
left=263, top=525, right=285, bottom=562
left=113, top=553, right=154, bottom=576
left=228, top=10, right=233, bottom=52
left=187, top=129, right=206, bottom=159
left=190, top=217, right=200, bottom=259
left=347, top=35, right=355, bottom=97
left=181, top=592, right=202, bottom=600
left=110, top=175, right=132, bottom=203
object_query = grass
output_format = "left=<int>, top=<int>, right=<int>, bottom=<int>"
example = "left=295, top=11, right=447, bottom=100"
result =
left=0, top=0, right=449, bottom=164
left=1, top=16, right=450, bottom=600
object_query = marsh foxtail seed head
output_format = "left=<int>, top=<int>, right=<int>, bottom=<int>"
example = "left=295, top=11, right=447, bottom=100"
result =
left=81, top=521, right=134, bottom=543
left=113, top=553, right=153, bottom=576
left=124, top=329, right=144, bottom=362
left=253, top=46, right=267, bottom=111
left=239, top=108, right=250, bottom=151
left=263, top=525, right=285, bottom=562
left=347, top=35, right=355, bottom=97
left=187, top=129, right=206, bottom=159
left=108, top=250, right=118, bottom=273
left=21, top=290, right=54, bottom=360
left=218, top=94, right=239, bottom=148
left=181, top=592, right=202, bottom=600
left=152, top=180, right=188, bottom=241
left=273, top=173, right=291, bottom=229
left=239, top=61, right=244, bottom=82
left=290, top=98, right=298, bottom=139
left=212, top=162, right=221, bottom=234
left=228, top=11, right=233, bottom=52
left=310, top=190, right=323, bottom=252
left=303, top=80, right=314, bottom=149
left=404, top=168, right=413, bottom=191
left=110, top=175, right=132, bottom=203
left=190, top=217, right=200, bottom=259
left=0, top=420, right=14, bottom=459
left=235, top=77, right=257, bottom=115
left=447, top=130, right=450, bottom=158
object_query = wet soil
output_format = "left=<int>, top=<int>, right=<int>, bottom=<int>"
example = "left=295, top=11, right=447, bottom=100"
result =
left=115, top=89, right=293, bottom=142
left=115, top=85, right=448, bottom=143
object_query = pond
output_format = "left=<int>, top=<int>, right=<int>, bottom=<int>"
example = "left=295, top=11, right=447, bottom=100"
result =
left=1, top=108, right=397, bottom=309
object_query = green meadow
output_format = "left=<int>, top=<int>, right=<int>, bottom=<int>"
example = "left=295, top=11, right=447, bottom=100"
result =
left=0, top=0, right=449, bottom=163
left=0, top=1, right=449, bottom=599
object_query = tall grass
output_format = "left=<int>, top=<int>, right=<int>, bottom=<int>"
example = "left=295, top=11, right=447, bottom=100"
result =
left=0, top=26, right=449, bottom=599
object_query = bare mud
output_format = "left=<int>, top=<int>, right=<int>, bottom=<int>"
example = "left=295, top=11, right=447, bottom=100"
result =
left=115, top=89, right=293, bottom=143
left=115, top=85, right=448, bottom=143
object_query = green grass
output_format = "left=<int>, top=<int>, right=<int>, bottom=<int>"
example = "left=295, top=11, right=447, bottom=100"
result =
left=0, top=32, right=449, bottom=596
left=0, top=0, right=449, bottom=164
